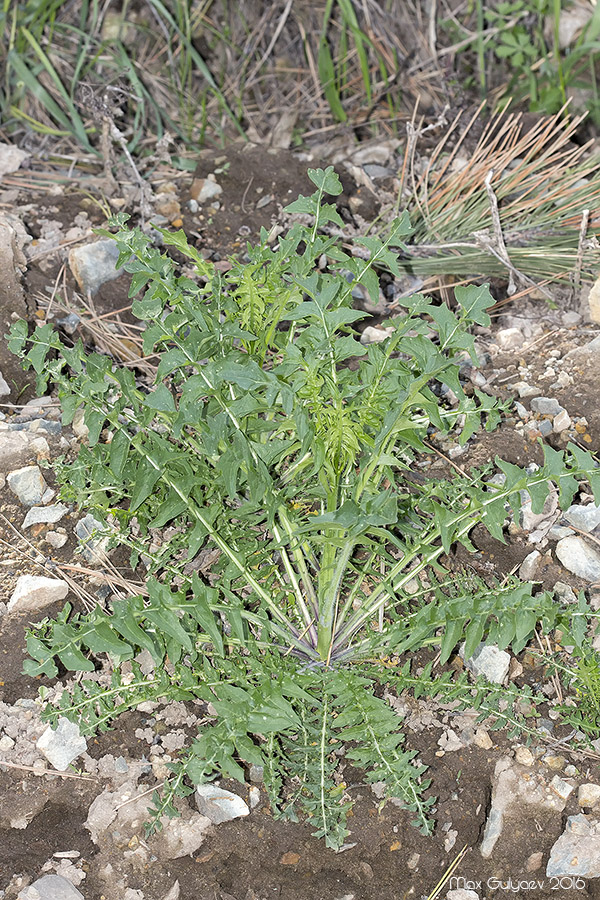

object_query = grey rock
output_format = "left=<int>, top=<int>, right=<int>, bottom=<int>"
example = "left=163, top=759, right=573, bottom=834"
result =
left=36, top=717, right=87, bottom=770
left=8, top=575, right=68, bottom=613
left=17, top=874, right=84, bottom=900
left=556, top=535, right=600, bottom=581
left=530, top=397, right=564, bottom=416
left=554, top=581, right=578, bottom=605
left=45, top=531, right=68, bottom=549
left=75, top=513, right=109, bottom=564
left=0, top=369, right=9, bottom=397
left=249, top=764, right=264, bottom=783
left=546, top=814, right=600, bottom=877
left=7, top=464, right=47, bottom=505
left=520, top=487, right=558, bottom=533
left=481, top=757, right=569, bottom=858
left=194, top=176, right=222, bottom=204
left=69, top=239, right=121, bottom=296
left=538, top=419, right=553, bottom=436
left=22, top=503, right=69, bottom=529
left=564, top=502, right=600, bottom=533
left=195, top=784, right=250, bottom=823
left=462, top=643, right=510, bottom=684
left=161, top=884, right=180, bottom=900
left=519, top=550, right=541, bottom=580
left=548, top=524, right=574, bottom=541
left=447, top=891, right=480, bottom=900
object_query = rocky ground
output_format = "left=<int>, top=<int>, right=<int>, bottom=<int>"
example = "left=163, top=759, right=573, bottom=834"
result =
left=2, top=137, right=600, bottom=900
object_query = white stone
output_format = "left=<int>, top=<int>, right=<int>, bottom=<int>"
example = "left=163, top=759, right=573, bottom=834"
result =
left=0, top=370, right=9, bottom=397
left=45, top=531, right=68, bottom=549
left=71, top=408, right=89, bottom=440
left=0, top=142, right=29, bottom=178
left=17, top=875, right=84, bottom=900
left=195, top=784, right=249, bottom=823
left=462, top=643, right=510, bottom=684
left=495, top=327, right=524, bottom=350
left=7, top=464, right=47, bottom=506
left=515, top=746, right=535, bottom=767
left=447, top=891, right=480, bottom=900
left=556, top=535, right=600, bottom=581
left=519, top=550, right=541, bottom=581
left=579, top=783, right=600, bottom=808
left=152, top=812, right=212, bottom=859
left=473, top=727, right=493, bottom=750
left=8, top=575, right=69, bottom=613
left=360, top=325, right=394, bottom=344
left=550, top=775, right=575, bottom=801
left=36, top=717, right=87, bottom=771
left=553, top=409, right=571, bottom=433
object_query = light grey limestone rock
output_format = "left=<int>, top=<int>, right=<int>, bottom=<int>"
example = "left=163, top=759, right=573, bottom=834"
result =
left=530, top=397, right=563, bottom=416
left=495, top=327, right=524, bottom=350
left=69, top=239, right=121, bottom=296
left=8, top=575, right=68, bottom=613
left=195, top=784, right=250, bottom=823
left=579, top=783, right=600, bottom=808
left=554, top=581, right=577, bottom=605
left=461, top=643, right=510, bottom=684
left=36, top=717, right=87, bottom=771
left=152, top=812, right=212, bottom=859
left=556, top=535, right=600, bottom=581
left=75, top=514, right=109, bottom=563
left=22, top=503, right=69, bottom=529
left=564, top=502, right=600, bottom=533
left=17, top=875, right=84, bottom=900
left=519, top=550, right=541, bottom=580
left=7, top=464, right=47, bottom=505
left=481, top=757, right=569, bottom=858
left=546, top=814, right=600, bottom=877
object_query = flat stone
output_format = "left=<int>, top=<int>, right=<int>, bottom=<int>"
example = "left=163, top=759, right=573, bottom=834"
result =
left=512, top=381, right=539, bottom=398
left=69, top=239, right=121, bottom=296
left=553, top=409, right=571, bottom=433
left=579, top=783, right=600, bottom=808
left=8, top=575, right=68, bottom=613
left=0, top=432, right=32, bottom=471
left=550, top=775, right=574, bottom=801
left=462, top=643, right=510, bottom=684
left=519, top=550, right=541, bottom=580
left=17, top=875, right=84, bottom=900
left=36, top=717, right=87, bottom=771
left=195, top=784, right=249, bottom=823
left=495, top=327, right=524, bottom=350
left=45, top=531, right=68, bottom=549
left=22, top=503, right=69, bottom=529
left=7, top=464, right=47, bottom=505
left=530, top=397, right=563, bottom=416
left=564, top=502, right=600, bottom=533
left=547, top=814, right=600, bottom=877
left=556, top=535, right=600, bottom=581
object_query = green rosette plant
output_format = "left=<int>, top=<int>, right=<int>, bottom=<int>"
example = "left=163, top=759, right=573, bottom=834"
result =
left=9, top=167, right=600, bottom=848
